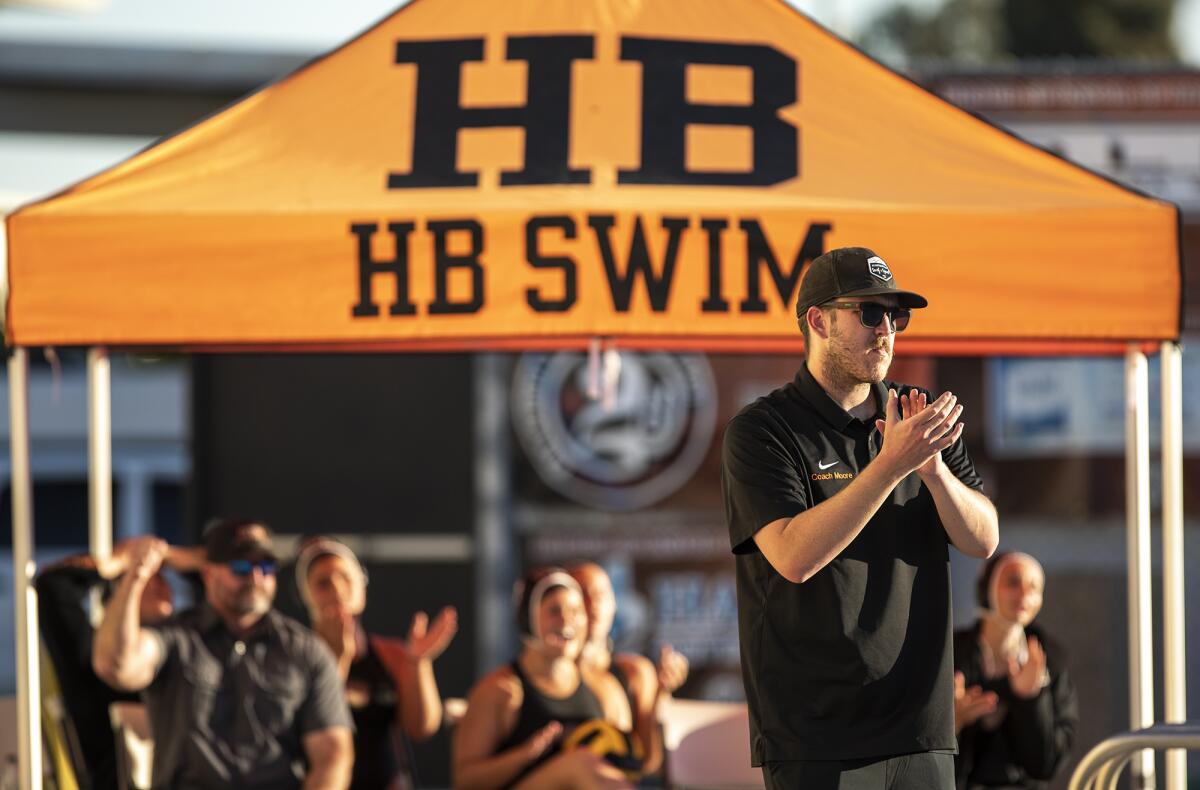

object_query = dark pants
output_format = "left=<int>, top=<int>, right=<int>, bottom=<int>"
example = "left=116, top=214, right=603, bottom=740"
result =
left=762, top=752, right=955, bottom=790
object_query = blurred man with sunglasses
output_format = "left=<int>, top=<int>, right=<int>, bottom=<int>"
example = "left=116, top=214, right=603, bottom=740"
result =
left=722, top=247, right=999, bottom=790
left=93, top=518, right=353, bottom=789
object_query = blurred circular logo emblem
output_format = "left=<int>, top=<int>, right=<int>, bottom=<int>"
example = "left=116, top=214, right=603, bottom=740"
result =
left=512, top=351, right=718, bottom=511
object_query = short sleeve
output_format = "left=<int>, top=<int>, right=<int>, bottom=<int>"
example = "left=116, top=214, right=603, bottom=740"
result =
left=942, top=435, right=983, bottom=490
left=721, top=411, right=809, bottom=554
left=938, top=422, right=983, bottom=492
left=295, top=635, right=353, bottom=736
left=144, top=623, right=184, bottom=679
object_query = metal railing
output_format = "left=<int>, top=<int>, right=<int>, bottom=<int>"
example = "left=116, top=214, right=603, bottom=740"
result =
left=1068, top=723, right=1200, bottom=790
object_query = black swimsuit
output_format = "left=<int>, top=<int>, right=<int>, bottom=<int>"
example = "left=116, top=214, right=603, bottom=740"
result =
left=494, top=660, right=606, bottom=785
left=346, top=639, right=413, bottom=789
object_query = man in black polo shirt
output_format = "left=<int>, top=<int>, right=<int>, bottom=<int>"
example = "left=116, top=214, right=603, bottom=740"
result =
left=722, top=247, right=999, bottom=790
left=93, top=519, right=354, bottom=789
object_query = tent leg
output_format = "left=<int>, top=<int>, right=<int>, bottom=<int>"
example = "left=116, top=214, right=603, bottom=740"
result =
left=1160, top=341, right=1186, bottom=790
left=87, top=348, right=113, bottom=625
left=9, top=347, right=42, bottom=790
left=1125, top=346, right=1155, bottom=790
left=473, top=353, right=517, bottom=675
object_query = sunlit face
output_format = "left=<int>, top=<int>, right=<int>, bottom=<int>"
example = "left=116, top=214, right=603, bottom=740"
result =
left=571, top=564, right=616, bottom=643
left=821, top=297, right=897, bottom=386
left=203, top=559, right=276, bottom=622
left=139, top=572, right=173, bottom=626
left=995, top=559, right=1044, bottom=626
left=535, top=586, right=588, bottom=660
left=306, top=554, right=366, bottom=620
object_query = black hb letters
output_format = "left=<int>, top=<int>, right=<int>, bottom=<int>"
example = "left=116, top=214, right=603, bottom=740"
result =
left=388, top=34, right=798, bottom=188
left=351, top=216, right=831, bottom=318
left=353, top=34, right=814, bottom=321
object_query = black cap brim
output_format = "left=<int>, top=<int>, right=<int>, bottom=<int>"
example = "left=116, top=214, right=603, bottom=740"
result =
left=834, top=286, right=928, bottom=309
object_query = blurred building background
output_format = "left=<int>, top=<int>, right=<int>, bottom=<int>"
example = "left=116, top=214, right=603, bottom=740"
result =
left=2, top=0, right=1199, bottom=787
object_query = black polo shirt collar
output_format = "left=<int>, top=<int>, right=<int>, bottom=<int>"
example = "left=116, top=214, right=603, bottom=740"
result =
left=793, top=363, right=888, bottom=431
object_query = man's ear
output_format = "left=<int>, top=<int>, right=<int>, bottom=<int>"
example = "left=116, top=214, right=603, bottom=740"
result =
left=806, top=306, right=830, bottom=340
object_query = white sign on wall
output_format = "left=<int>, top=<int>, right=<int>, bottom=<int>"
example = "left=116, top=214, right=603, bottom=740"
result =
left=985, top=345, right=1200, bottom=457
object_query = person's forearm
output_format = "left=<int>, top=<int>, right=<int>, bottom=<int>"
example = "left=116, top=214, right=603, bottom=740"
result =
left=399, top=658, right=442, bottom=741
left=336, top=652, right=353, bottom=682
left=303, top=729, right=353, bottom=790
left=510, top=755, right=588, bottom=790
left=302, top=753, right=352, bottom=790
left=92, top=573, right=154, bottom=690
left=638, top=709, right=663, bottom=775
left=456, top=747, right=538, bottom=790
left=923, top=468, right=998, bottom=558
left=164, top=545, right=207, bottom=574
left=762, top=458, right=907, bottom=583
left=620, top=655, right=663, bottom=775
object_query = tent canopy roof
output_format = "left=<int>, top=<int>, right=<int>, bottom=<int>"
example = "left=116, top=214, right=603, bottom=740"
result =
left=5, top=0, right=1181, bottom=354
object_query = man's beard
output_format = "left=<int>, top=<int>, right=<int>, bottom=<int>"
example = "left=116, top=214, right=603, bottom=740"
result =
left=821, top=315, right=893, bottom=389
left=226, top=585, right=273, bottom=617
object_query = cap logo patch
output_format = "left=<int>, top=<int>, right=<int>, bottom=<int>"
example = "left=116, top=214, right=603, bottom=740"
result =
left=867, top=256, right=892, bottom=282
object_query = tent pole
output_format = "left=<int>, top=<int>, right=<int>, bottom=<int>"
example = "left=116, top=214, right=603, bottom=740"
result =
left=1160, top=341, right=1186, bottom=790
left=8, top=347, right=42, bottom=790
left=88, top=347, right=113, bottom=564
left=473, top=353, right=517, bottom=675
left=1124, top=345, right=1155, bottom=790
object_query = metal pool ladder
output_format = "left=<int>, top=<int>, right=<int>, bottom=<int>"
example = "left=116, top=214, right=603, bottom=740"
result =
left=1068, top=723, right=1200, bottom=790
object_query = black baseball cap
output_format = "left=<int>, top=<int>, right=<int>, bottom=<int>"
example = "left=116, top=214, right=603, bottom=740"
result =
left=203, top=518, right=278, bottom=564
left=795, top=247, right=928, bottom=318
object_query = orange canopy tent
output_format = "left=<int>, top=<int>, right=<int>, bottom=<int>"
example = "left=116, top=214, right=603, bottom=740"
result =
left=1, top=0, right=1185, bottom=787
left=3, top=0, right=1181, bottom=355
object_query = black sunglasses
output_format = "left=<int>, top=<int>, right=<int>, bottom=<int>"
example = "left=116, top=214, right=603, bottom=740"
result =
left=228, top=559, right=277, bottom=577
left=822, top=301, right=911, bottom=333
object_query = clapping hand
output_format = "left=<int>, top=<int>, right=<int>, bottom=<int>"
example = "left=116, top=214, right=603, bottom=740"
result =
left=895, top=390, right=965, bottom=478
left=954, top=671, right=998, bottom=733
left=1008, top=636, right=1048, bottom=699
left=523, top=721, right=562, bottom=763
left=405, top=606, right=459, bottom=662
left=656, top=644, right=689, bottom=694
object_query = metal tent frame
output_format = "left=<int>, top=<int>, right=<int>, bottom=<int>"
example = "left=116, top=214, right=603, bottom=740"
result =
left=6, top=341, right=1190, bottom=790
